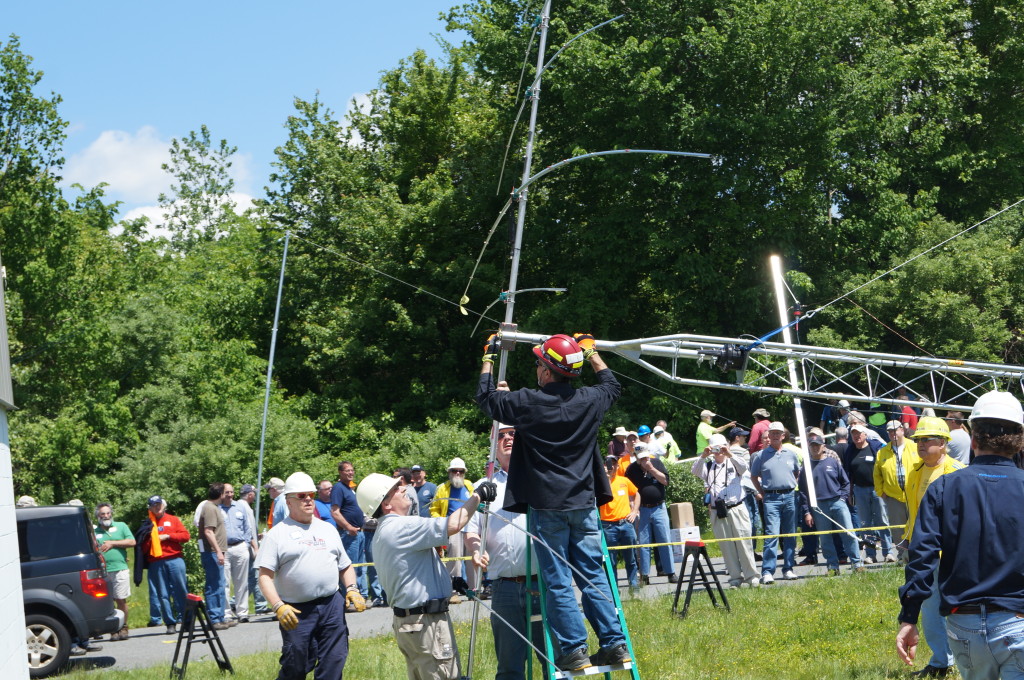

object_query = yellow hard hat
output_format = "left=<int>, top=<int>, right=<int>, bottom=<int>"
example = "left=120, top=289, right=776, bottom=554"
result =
left=912, top=416, right=950, bottom=441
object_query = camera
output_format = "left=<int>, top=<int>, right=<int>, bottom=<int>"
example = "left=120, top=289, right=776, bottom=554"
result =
left=714, top=498, right=729, bottom=518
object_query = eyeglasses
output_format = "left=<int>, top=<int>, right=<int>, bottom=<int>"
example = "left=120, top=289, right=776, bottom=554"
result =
left=450, top=469, right=466, bottom=474
left=913, top=437, right=944, bottom=445
left=498, top=432, right=515, bottom=439
left=289, top=493, right=315, bottom=501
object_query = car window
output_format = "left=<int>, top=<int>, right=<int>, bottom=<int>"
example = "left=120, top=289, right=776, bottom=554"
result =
left=18, top=514, right=92, bottom=562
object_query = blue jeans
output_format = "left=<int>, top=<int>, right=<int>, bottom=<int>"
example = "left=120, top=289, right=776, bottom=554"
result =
left=744, top=494, right=761, bottom=552
left=277, top=591, right=349, bottom=680
left=852, top=485, right=892, bottom=559
left=946, top=607, right=1024, bottom=679
left=149, top=557, right=189, bottom=625
left=761, top=491, right=797, bottom=575
left=363, top=530, right=385, bottom=603
left=531, top=508, right=624, bottom=654
left=601, top=520, right=638, bottom=588
left=249, top=564, right=268, bottom=612
left=637, top=504, right=675, bottom=577
left=342, top=530, right=368, bottom=599
left=811, top=498, right=861, bottom=570
left=492, top=578, right=546, bottom=680
left=201, top=551, right=227, bottom=623
left=922, top=567, right=954, bottom=669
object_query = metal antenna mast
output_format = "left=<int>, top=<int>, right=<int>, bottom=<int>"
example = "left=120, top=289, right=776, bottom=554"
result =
left=466, top=2, right=552, bottom=678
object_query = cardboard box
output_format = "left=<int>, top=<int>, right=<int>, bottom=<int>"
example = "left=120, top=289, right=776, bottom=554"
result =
left=669, top=502, right=695, bottom=529
left=670, top=526, right=702, bottom=563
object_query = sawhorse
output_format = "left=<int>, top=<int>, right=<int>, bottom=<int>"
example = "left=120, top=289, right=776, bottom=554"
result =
left=170, top=594, right=233, bottom=679
left=672, top=541, right=729, bottom=618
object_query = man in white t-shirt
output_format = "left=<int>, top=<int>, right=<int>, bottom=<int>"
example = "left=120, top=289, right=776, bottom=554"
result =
left=256, top=472, right=365, bottom=680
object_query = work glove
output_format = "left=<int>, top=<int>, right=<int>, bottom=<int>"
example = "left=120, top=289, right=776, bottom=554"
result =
left=275, top=603, right=301, bottom=631
left=573, top=333, right=597, bottom=359
left=476, top=481, right=498, bottom=503
left=482, top=333, right=500, bottom=364
left=452, top=576, right=469, bottom=596
left=345, top=589, right=367, bottom=612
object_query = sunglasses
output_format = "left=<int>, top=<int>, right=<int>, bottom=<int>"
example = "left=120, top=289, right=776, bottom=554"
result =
left=289, top=493, right=315, bottom=501
left=498, top=432, right=515, bottom=439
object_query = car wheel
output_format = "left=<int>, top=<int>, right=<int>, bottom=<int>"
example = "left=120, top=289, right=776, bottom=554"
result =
left=25, top=614, right=71, bottom=678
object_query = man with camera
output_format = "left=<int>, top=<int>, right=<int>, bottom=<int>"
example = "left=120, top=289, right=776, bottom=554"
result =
left=626, top=447, right=676, bottom=587
left=692, top=433, right=758, bottom=587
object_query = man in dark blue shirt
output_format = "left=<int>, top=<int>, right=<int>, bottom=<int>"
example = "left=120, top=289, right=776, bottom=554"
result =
left=330, top=461, right=367, bottom=602
left=476, top=333, right=626, bottom=672
left=897, top=391, right=1024, bottom=679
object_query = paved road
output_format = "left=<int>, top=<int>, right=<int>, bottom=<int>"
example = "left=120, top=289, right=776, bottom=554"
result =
left=67, top=556, right=854, bottom=673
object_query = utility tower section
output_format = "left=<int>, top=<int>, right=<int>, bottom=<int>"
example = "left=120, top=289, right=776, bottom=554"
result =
left=495, top=328, right=1024, bottom=413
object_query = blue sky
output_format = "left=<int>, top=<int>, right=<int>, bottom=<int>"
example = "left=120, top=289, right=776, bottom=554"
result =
left=6, top=1, right=463, bottom=220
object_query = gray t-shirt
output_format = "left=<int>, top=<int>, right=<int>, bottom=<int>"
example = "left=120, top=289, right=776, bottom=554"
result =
left=372, top=513, right=450, bottom=609
left=255, top=516, right=351, bottom=603
left=750, top=446, right=800, bottom=491
left=947, top=429, right=972, bottom=464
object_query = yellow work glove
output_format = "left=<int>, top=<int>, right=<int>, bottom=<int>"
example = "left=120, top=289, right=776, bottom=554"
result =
left=482, top=333, right=500, bottom=364
left=573, top=333, right=596, bottom=359
left=346, top=589, right=367, bottom=612
left=275, top=603, right=301, bottom=631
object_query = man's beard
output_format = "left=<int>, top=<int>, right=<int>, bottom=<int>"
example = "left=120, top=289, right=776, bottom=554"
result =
left=100, top=519, right=112, bottom=528
left=449, top=474, right=465, bottom=489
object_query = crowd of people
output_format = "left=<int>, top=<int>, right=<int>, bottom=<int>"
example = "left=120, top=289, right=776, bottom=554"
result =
left=20, top=329, right=1018, bottom=680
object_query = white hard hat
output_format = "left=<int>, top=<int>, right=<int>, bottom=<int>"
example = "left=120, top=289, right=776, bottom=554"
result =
left=709, top=433, right=728, bottom=448
left=970, top=391, right=1024, bottom=426
left=356, top=473, right=400, bottom=517
left=448, top=457, right=467, bottom=471
left=282, top=472, right=316, bottom=495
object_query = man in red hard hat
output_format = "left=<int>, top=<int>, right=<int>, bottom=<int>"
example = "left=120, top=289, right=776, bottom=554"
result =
left=476, top=332, right=629, bottom=672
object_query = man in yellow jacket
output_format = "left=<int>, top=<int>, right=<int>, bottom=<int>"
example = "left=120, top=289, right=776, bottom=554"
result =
left=429, top=457, right=476, bottom=601
left=901, top=416, right=965, bottom=678
left=873, top=420, right=919, bottom=551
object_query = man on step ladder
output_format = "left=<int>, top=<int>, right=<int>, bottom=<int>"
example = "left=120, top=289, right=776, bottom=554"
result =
left=477, top=332, right=630, bottom=672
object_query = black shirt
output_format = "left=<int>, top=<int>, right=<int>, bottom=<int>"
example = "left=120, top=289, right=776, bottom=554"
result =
left=625, top=458, right=670, bottom=506
left=841, top=439, right=882, bottom=487
left=476, top=369, right=620, bottom=513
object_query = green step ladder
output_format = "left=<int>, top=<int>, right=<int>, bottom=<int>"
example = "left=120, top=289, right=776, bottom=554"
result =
left=524, top=508, right=642, bottom=680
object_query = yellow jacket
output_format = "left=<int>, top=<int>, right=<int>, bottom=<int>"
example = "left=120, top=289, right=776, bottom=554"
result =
left=429, top=480, right=475, bottom=518
left=904, top=455, right=965, bottom=542
left=873, top=440, right=920, bottom=501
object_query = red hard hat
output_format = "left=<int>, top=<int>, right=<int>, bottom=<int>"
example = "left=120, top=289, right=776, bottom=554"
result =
left=532, top=334, right=585, bottom=378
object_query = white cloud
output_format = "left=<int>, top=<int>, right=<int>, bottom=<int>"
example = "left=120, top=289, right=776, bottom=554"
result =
left=64, top=127, right=257, bottom=211
left=119, top=192, right=256, bottom=240
left=343, top=92, right=372, bottom=147
left=64, top=126, right=170, bottom=205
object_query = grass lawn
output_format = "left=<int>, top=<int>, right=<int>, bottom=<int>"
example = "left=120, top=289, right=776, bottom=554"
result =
left=70, top=564, right=925, bottom=679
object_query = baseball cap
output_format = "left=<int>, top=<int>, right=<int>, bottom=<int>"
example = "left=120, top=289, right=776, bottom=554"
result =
left=411, top=465, right=423, bottom=471
left=807, top=434, right=825, bottom=445
left=635, top=449, right=653, bottom=460
left=708, top=433, right=728, bottom=448
left=633, top=442, right=648, bottom=454
left=147, top=495, right=164, bottom=507
left=838, top=399, right=851, bottom=408
left=700, top=410, right=715, bottom=419
left=886, top=420, right=904, bottom=431
left=265, top=477, right=285, bottom=491
left=850, top=423, right=868, bottom=433
left=752, top=408, right=770, bottom=418
left=240, top=484, right=256, bottom=495
left=652, top=425, right=665, bottom=435
left=767, top=421, right=786, bottom=433
left=728, top=426, right=751, bottom=440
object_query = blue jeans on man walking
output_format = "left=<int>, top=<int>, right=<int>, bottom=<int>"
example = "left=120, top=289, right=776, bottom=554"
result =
left=201, top=551, right=227, bottom=623
left=341, top=531, right=367, bottom=599
left=636, top=504, right=675, bottom=578
left=761, top=491, right=797, bottom=576
left=531, top=508, right=624, bottom=656
left=811, top=497, right=861, bottom=570
left=149, top=557, right=189, bottom=624
left=601, top=520, right=638, bottom=588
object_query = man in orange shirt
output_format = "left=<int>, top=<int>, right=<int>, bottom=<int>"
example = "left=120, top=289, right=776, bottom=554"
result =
left=600, top=458, right=640, bottom=591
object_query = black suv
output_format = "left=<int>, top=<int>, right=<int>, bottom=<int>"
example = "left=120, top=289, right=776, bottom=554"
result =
left=18, top=505, right=124, bottom=677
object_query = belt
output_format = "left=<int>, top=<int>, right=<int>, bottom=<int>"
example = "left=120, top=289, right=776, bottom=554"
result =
left=641, top=502, right=664, bottom=508
left=499, top=575, right=528, bottom=583
left=951, top=603, right=1017, bottom=615
left=228, top=540, right=244, bottom=546
left=602, top=519, right=632, bottom=525
left=727, top=501, right=742, bottom=508
left=393, top=597, right=450, bottom=618
left=764, top=489, right=794, bottom=494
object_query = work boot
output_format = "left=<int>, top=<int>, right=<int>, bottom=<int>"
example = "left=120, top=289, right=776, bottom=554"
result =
left=555, top=648, right=592, bottom=671
left=912, top=665, right=950, bottom=678
left=667, top=574, right=678, bottom=584
left=590, top=644, right=631, bottom=667
left=166, top=623, right=177, bottom=635
left=639, top=574, right=650, bottom=587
